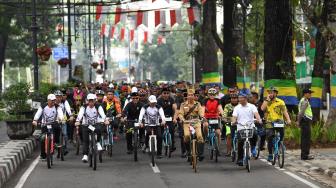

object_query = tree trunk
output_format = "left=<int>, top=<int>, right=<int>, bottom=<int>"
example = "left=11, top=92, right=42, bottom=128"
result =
left=222, top=0, right=242, bottom=88
left=264, top=0, right=293, bottom=80
left=0, top=34, right=8, bottom=93
left=200, top=1, right=219, bottom=83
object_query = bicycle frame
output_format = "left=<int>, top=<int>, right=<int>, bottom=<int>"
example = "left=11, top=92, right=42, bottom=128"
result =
left=162, top=124, right=171, bottom=147
left=149, top=127, right=158, bottom=153
left=45, top=125, right=55, bottom=154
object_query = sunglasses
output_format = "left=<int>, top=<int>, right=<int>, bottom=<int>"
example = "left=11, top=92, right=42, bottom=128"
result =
left=163, top=92, right=169, bottom=94
left=132, top=97, right=139, bottom=100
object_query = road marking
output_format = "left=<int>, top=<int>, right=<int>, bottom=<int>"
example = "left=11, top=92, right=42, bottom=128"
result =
left=284, top=171, right=320, bottom=188
left=150, top=163, right=160, bottom=173
left=14, top=156, right=40, bottom=188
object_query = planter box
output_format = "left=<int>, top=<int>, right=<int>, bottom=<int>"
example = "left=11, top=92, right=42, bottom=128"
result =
left=6, top=120, right=33, bottom=140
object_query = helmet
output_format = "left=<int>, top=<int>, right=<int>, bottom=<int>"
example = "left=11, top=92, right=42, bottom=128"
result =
left=238, top=91, right=247, bottom=98
left=148, top=95, right=157, bottom=103
left=87, top=93, right=97, bottom=100
left=267, top=86, right=278, bottom=93
left=96, top=90, right=105, bottom=96
left=47, top=94, right=56, bottom=100
left=131, top=87, right=138, bottom=93
left=54, top=90, right=63, bottom=96
left=230, top=94, right=238, bottom=98
left=208, top=88, right=217, bottom=95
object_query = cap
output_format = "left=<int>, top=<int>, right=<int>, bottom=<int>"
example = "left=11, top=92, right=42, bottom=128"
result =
left=87, top=93, right=97, bottom=100
left=131, top=92, right=139, bottom=97
left=47, top=94, right=56, bottom=100
left=267, top=86, right=278, bottom=92
left=131, top=87, right=138, bottom=93
left=54, top=90, right=63, bottom=96
left=303, top=88, right=314, bottom=94
left=148, top=95, right=157, bottom=103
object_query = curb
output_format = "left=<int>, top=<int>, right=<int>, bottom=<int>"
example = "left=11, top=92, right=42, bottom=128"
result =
left=0, top=137, right=38, bottom=188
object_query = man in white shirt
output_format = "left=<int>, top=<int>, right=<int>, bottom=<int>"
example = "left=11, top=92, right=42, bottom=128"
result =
left=75, top=94, right=109, bottom=162
left=32, top=94, right=64, bottom=160
left=232, top=92, right=262, bottom=166
left=139, top=95, right=166, bottom=158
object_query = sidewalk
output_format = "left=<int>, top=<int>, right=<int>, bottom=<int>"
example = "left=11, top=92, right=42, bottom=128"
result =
left=0, top=121, right=9, bottom=144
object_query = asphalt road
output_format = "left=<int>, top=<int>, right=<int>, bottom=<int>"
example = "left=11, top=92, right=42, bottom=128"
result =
left=10, top=133, right=327, bottom=188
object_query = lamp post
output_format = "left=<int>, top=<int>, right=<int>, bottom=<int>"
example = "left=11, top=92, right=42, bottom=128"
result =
left=67, top=0, right=72, bottom=81
left=31, top=0, right=39, bottom=90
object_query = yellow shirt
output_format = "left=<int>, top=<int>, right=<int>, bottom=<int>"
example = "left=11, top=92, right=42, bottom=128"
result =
left=265, top=98, right=287, bottom=122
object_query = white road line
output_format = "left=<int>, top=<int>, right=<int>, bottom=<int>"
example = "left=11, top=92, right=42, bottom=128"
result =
left=284, top=171, right=320, bottom=188
left=150, top=163, right=160, bottom=173
left=14, top=156, right=40, bottom=188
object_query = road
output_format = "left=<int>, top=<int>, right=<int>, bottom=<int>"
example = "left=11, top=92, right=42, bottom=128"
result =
left=7, top=134, right=327, bottom=188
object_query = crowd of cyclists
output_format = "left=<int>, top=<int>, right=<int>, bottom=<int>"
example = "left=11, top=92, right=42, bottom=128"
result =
left=32, top=80, right=291, bottom=168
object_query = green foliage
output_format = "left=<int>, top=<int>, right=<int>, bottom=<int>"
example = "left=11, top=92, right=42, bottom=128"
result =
left=1, top=82, right=32, bottom=120
left=285, top=125, right=301, bottom=144
left=324, top=124, right=336, bottom=143
left=311, top=120, right=324, bottom=143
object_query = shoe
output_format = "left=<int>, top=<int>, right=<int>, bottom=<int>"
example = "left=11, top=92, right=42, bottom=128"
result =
left=82, top=155, right=88, bottom=163
left=237, top=160, right=243, bottom=166
left=301, top=156, right=314, bottom=160
left=97, top=143, right=103, bottom=151
left=267, top=154, right=273, bottom=162
left=157, top=154, right=163, bottom=159
left=251, top=147, right=257, bottom=158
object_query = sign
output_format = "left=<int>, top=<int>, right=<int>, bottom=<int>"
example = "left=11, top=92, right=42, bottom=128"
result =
left=53, top=46, right=68, bottom=61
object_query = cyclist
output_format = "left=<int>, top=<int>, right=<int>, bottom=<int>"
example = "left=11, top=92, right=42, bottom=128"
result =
left=138, top=95, right=166, bottom=159
left=122, top=91, right=144, bottom=154
left=250, top=92, right=266, bottom=151
left=101, top=88, right=122, bottom=136
left=157, top=87, right=178, bottom=153
left=223, top=94, right=239, bottom=156
left=75, top=94, right=109, bottom=163
left=202, top=88, right=224, bottom=153
left=261, top=87, right=291, bottom=162
left=232, top=92, right=262, bottom=166
left=96, top=89, right=105, bottom=105
left=179, top=89, right=206, bottom=161
left=54, top=90, right=73, bottom=156
left=32, top=94, right=64, bottom=160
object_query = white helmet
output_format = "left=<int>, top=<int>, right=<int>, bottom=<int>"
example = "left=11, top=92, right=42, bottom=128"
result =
left=148, top=95, right=157, bottom=103
left=87, top=93, right=97, bottom=100
left=47, top=94, right=56, bottom=101
left=131, top=87, right=138, bottom=93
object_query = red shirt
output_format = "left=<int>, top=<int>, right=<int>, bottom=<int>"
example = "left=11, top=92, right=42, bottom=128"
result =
left=204, top=99, right=220, bottom=119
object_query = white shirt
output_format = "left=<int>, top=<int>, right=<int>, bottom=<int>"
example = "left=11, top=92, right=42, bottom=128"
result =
left=138, top=105, right=165, bottom=126
left=59, top=100, right=72, bottom=117
left=33, top=105, right=64, bottom=124
left=232, top=103, right=258, bottom=131
left=76, top=105, right=106, bottom=125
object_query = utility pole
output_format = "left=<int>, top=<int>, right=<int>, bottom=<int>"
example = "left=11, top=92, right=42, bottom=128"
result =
left=32, top=0, right=39, bottom=90
left=88, top=0, right=92, bottom=83
left=67, top=0, right=72, bottom=81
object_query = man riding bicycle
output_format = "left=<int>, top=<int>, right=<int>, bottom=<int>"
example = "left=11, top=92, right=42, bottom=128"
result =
left=232, top=92, right=262, bottom=166
left=202, top=88, right=224, bottom=154
left=223, top=94, right=239, bottom=156
left=179, top=89, right=206, bottom=161
left=138, top=95, right=166, bottom=158
left=75, top=94, right=109, bottom=163
left=32, top=94, right=64, bottom=160
left=261, top=87, right=291, bottom=162
left=122, top=91, right=144, bottom=154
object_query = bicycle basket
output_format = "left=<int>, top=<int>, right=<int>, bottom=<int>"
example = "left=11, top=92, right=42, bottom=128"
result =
left=239, top=129, right=254, bottom=139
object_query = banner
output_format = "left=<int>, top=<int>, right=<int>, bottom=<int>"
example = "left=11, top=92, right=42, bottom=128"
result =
left=202, top=72, right=220, bottom=84
left=331, top=74, right=336, bottom=108
left=264, top=79, right=298, bottom=105
left=310, top=77, right=323, bottom=108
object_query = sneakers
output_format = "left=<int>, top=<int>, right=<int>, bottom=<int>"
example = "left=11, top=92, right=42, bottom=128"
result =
left=97, top=143, right=103, bottom=151
left=251, top=147, right=257, bottom=158
left=82, top=155, right=88, bottom=163
left=267, top=154, right=273, bottom=162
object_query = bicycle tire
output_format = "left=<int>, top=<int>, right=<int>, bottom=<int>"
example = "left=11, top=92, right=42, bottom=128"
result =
left=232, top=139, right=237, bottom=162
left=272, top=147, right=277, bottom=166
left=134, top=130, right=138, bottom=162
left=255, top=136, right=261, bottom=159
left=246, top=142, right=251, bottom=172
left=75, top=134, right=80, bottom=155
left=278, top=142, right=285, bottom=168
left=192, top=139, right=197, bottom=173
left=168, top=133, right=172, bottom=158
left=60, top=133, right=64, bottom=161
left=214, top=136, right=219, bottom=163
left=93, top=133, right=97, bottom=171
left=108, top=132, right=113, bottom=157
left=46, top=135, right=51, bottom=169
left=151, top=138, right=155, bottom=167
left=99, top=151, right=103, bottom=163
left=89, top=134, right=93, bottom=167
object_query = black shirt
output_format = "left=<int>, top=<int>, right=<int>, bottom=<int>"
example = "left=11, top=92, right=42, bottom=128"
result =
left=123, top=101, right=144, bottom=121
left=157, top=97, right=175, bottom=117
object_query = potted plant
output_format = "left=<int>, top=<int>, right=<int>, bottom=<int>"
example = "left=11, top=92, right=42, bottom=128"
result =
left=37, top=46, right=52, bottom=61
left=57, top=58, right=70, bottom=68
left=91, top=62, right=99, bottom=69
left=1, top=82, right=34, bottom=139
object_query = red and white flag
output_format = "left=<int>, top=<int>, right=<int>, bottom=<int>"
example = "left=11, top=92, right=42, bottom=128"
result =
left=130, top=29, right=135, bottom=42
left=187, top=7, right=201, bottom=25
left=110, top=26, right=116, bottom=39
left=100, top=23, right=106, bottom=37
left=144, top=31, right=148, bottom=44
left=170, top=9, right=182, bottom=27
left=136, top=11, right=143, bottom=28
left=115, top=7, right=126, bottom=25
left=155, top=10, right=166, bottom=27
left=120, top=28, right=125, bottom=41
left=96, top=3, right=103, bottom=20
left=104, top=24, right=110, bottom=37
left=157, top=35, right=163, bottom=45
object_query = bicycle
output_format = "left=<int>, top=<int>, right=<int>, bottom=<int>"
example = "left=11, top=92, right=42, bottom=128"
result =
left=40, top=122, right=57, bottom=169
left=254, top=123, right=265, bottom=159
left=86, top=123, right=98, bottom=171
left=126, top=119, right=140, bottom=162
left=207, top=118, right=220, bottom=162
left=162, top=117, right=173, bottom=158
left=231, top=123, right=238, bottom=163
left=74, top=125, right=80, bottom=155
left=270, top=120, right=285, bottom=168
left=57, top=123, right=66, bottom=161
left=146, top=124, right=159, bottom=167
left=185, top=120, right=199, bottom=173
left=237, top=121, right=255, bottom=173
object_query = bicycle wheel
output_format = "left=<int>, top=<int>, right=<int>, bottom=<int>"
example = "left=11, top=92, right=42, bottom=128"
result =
left=272, top=141, right=277, bottom=166
left=93, top=134, right=97, bottom=171
left=245, top=142, right=251, bottom=172
left=133, top=130, right=138, bottom=162
left=192, top=139, right=197, bottom=173
left=60, top=133, right=64, bottom=161
left=75, top=134, right=80, bottom=155
left=108, top=132, right=113, bottom=157
left=46, top=135, right=51, bottom=169
left=167, top=133, right=172, bottom=158
left=231, top=139, right=237, bottom=162
left=151, top=138, right=155, bottom=167
left=278, top=142, right=285, bottom=168
left=214, top=136, right=219, bottom=163
left=99, top=151, right=103, bottom=163
left=89, top=134, right=93, bottom=167
left=255, top=135, right=261, bottom=159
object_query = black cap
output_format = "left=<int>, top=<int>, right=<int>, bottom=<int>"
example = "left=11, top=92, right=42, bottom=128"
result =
left=131, top=92, right=139, bottom=97
left=303, top=89, right=314, bottom=94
